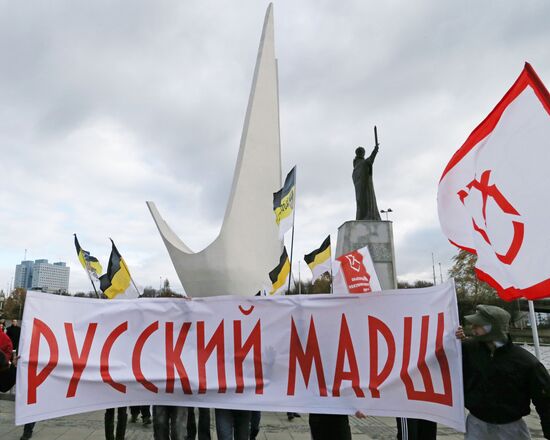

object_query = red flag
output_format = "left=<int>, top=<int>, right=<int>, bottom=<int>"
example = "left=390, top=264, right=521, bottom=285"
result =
left=333, top=245, right=381, bottom=294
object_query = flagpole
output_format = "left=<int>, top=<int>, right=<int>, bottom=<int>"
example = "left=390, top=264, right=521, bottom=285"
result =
left=109, top=238, right=140, bottom=297
left=85, top=265, right=100, bottom=298
left=330, top=264, right=334, bottom=294
left=123, top=260, right=141, bottom=296
left=287, top=169, right=297, bottom=295
left=130, top=277, right=141, bottom=296
left=298, top=261, right=301, bottom=295
left=431, top=252, right=437, bottom=285
left=287, top=220, right=295, bottom=295
left=74, top=233, right=100, bottom=297
left=528, top=300, right=541, bottom=360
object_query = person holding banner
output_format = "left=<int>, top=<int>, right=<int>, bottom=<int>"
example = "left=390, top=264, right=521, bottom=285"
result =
left=457, top=305, right=550, bottom=439
left=309, top=413, right=351, bottom=440
left=152, top=291, right=189, bottom=440
left=185, top=407, right=211, bottom=440
left=153, top=405, right=187, bottom=440
left=396, top=418, right=436, bottom=440
left=215, top=408, right=251, bottom=440
left=104, top=407, right=127, bottom=440
left=19, top=423, right=35, bottom=440
left=249, top=411, right=261, bottom=440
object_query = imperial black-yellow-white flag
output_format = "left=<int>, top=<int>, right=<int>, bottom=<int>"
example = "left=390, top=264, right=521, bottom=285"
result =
left=273, top=166, right=296, bottom=239
left=304, top=235, right=331, bottom=282
left=269, top=247, right=291, bottom=295
left=99, top=239, right=135, bottom=299
left=74, top=234, right=103, bottom=279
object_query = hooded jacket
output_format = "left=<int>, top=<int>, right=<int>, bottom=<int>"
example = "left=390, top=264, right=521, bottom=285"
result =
left=462, top=336, right=550, bottom=438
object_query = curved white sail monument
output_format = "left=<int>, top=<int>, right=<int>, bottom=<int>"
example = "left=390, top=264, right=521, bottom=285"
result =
left=147, top=4, right=282, bottom=297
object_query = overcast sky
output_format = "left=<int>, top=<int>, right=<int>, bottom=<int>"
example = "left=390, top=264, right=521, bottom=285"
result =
left=1, top=0, right=548, bottom=294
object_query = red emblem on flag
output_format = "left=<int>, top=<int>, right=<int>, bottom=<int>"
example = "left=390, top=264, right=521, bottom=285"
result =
left=336, top=250, right=372, bottom=294
left=457, top=170, right=524, bottom=265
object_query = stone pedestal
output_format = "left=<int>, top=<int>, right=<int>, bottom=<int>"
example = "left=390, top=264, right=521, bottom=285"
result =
left=336, top=220, right=397, bottom=290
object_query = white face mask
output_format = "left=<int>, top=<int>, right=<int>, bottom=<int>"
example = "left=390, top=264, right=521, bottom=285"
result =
left=481, top=323, right=506, bottom=346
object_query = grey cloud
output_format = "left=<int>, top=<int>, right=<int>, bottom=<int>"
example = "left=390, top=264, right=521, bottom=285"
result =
left=1, top=0, right=549, bottom=292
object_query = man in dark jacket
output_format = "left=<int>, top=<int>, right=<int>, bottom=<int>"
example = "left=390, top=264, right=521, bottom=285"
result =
left=457, top=305, right=550, bottom=439
left=7, top=319, right=21, bottom=352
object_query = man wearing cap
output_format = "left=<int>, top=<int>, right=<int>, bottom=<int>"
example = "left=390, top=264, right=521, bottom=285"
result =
left=456, top=305, right=550, bottom=439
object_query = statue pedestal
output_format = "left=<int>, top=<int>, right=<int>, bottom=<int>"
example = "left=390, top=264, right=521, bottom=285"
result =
left=336, top=220, right=397, bottom=290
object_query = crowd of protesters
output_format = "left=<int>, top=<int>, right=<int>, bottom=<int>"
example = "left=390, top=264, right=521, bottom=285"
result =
left=3, top=304, right=550, bottom=439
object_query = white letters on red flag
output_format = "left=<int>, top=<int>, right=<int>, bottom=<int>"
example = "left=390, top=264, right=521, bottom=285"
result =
left=438, top=63, right=550, bottom=300
left=333, top=245, right=382, bottom=294
left=17, top=285, right=464, bottom=431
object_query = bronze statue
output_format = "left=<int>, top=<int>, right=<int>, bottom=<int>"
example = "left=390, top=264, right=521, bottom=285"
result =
left=353, top=130, right=381, bottom=221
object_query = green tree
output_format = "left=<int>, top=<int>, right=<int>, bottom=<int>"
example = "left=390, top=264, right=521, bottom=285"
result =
left=288, top=280, right=311, bottom=295
left=158, top=279, right=184, bottom=298
left=141, top=286, right=157, bottom=297
left=158, top=279, right=173, bottom=297
left=397, top=280, right=434, bottom=289
left=3, top=288, right=26, bottom=319
left=449, top=250, right=496, bottom=305
left=287, top=272, right=332, bottom=295
left=73, top=291, right=97, bottom=298
left=311, top=272, right=332, bottom=294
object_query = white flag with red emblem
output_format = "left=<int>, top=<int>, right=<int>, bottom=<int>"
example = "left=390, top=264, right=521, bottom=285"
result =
left=438, top=63, right=550, bottom=301
left=332, top=245, right=381, bottom=294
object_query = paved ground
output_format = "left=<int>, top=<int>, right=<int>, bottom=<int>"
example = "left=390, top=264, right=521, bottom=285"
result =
left=0, top=397, right=546, bottom=440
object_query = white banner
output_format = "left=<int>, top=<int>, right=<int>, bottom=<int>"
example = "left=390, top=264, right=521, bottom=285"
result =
left=16, top=282, right=464, bottom=431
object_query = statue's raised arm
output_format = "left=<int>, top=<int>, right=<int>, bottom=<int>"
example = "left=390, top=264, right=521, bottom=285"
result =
left=366, top=144, right=379, bottom=164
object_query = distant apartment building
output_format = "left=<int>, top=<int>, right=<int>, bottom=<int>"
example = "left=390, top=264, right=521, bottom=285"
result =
left=14, top=259, right=70, bottom=293
left=14, top=260, right=33, bottom=289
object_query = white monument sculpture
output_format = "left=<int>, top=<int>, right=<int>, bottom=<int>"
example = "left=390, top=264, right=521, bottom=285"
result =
left=147, top=4, right=282, bottom=297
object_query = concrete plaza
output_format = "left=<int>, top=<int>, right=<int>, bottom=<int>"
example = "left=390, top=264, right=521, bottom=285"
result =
left=0, top=397, right=547, bottom=440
